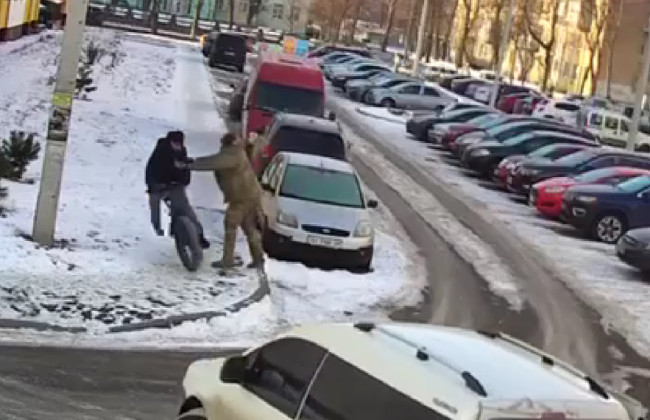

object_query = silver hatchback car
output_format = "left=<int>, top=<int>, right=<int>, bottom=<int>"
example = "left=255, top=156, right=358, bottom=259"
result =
left=366, top=81, right=454, bottom=110
left=260, top=152, right=377, bottom=270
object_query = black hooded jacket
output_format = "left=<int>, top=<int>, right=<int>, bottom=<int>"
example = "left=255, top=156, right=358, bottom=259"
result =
left=145, top=137, right=191, bottom=188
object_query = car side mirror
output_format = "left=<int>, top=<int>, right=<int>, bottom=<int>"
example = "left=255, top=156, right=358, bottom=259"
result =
left=220, top=355, right=247, bottom=384
left=328, top=111, right=336, bottom=121
left=367, top=199, right=379, bottom=209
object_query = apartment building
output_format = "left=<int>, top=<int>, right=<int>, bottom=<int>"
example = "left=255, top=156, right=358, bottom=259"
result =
left=596, top=0, right=650, bottom=102
left=0, top=0, right=40, bottom=41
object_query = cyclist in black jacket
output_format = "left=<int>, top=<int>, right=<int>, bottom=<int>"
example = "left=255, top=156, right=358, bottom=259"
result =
left=146, top=131, right=209, bottom=249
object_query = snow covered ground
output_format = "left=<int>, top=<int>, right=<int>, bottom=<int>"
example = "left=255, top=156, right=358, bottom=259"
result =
left=332, top=94, right=650, bottom=359
left=0, top=29, right=425, bottom=347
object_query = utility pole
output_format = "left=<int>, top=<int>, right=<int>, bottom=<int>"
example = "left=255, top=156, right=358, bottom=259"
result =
left=490, top=0, right=516, bottom=108
left=33, top=0, right=90, bottom=246
left=627, top=15, right=650, bottom=151
left=412, top=0, right=430, bottom=76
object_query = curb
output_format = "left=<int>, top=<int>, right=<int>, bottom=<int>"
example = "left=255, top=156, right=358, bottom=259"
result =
left=0, top=270, right=270, bottom=334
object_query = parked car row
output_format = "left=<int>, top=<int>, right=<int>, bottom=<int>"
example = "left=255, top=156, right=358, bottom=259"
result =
left=404, top=103, right=650, bottom=273
left=227, top=49, right=377, bottom=271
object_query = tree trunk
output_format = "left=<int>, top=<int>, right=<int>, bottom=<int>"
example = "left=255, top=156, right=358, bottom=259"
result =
left=456, top=0, right=472, bottom=68
left=348, top=0, right=363, bottom=44
left=150, top=0, right=159, bottom=34
left=490, top=0, right=505, bottom=68
left=579, top=61, right=591, bottom=94
left=333, top=0, right=351, bottom=43
left=402, top=0, right=417, bottom=56
left=425, top=0, right=437, bottom=62
left=190, top=0, right=203, bottom=38
left=381, top=0, right=398, bottom=51
left=607, top=0, right=624, bottom=98
left=228, top=0, right=235, bottom=28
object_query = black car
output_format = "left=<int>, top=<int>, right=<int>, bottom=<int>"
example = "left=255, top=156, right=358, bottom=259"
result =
left=252, top=113, right=347, bottom=176
left=208, top=32, right=247, bottom=72
left=463, top=130, right=598, bottom=176
left=456, top=119, right=597, bottom=159
left=331, top=66, right=391, bottom=89
left=562, top=175, right=650, bottom=243
left=308, top=44, right=372, bottom=58
left=438, top=74, right=472, bottom=90
left=515, top=149, right=650, bottom=192
left=617, top=227, right=650, bottom=272
left=406, top=106, right=491, bottom=141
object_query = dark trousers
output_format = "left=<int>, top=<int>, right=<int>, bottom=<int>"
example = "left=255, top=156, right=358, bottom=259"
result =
left=149, top=184, right=203, bottom=237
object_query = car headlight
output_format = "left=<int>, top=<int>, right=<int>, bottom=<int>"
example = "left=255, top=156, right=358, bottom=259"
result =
left=277, top=211, right=298, bottom=228
left=576, top=196, right=597, bottom=204
left=354, top=221, right=374, bottom=238
left=471, top=149, right=490, bottom=157
left=545, top=186, right=567, bottom=194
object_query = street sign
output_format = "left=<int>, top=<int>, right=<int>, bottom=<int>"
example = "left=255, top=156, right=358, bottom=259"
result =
left=296, top=40, right=310, bottom=56
left=283, top=36, right=296, bottom=54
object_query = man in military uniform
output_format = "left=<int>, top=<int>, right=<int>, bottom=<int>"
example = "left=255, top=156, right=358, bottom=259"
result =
left=185, top=133, right=265, bottom=274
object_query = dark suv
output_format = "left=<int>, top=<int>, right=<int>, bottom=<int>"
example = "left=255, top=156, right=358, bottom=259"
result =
left=516, top=149, right=650, bottom=192
left=208, top=32, right=247, bottom=72
left=251, top=113, right=347, bottom=176
left=562, top=175, right=650, bottom=243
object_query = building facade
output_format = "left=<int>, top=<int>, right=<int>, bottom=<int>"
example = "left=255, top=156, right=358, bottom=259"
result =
left=596, top=0, right=650, bottom=102
left=0, top=0, right=40, bottom=41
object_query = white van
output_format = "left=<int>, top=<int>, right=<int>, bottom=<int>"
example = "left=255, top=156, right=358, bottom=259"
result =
left=583, top=109, right=650, bottom=152
left=177, top=322, right=647, bottom=420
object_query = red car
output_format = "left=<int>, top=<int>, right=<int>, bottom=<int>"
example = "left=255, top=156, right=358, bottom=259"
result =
left=530, top=167, right=650, bottom=218
left=496, top=92, right=530, bottom=114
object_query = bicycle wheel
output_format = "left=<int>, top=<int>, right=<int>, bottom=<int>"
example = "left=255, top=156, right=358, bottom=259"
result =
left=173, top=216, right=203, bottom=272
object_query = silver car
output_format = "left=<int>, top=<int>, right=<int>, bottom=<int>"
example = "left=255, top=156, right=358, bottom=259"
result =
left=260, top=152, right=377, bottom=270
left=366, top=82, right=455, bottom=110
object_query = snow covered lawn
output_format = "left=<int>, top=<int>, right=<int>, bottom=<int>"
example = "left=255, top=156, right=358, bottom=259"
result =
left=330, top=94, right=650, bottom=359
left=0, top=29, right=425, bottom=346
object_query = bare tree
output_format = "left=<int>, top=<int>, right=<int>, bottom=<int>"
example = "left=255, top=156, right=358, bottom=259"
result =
left=190, top=0, right=204, bottom=38
left=606, top=0, right=624, bottom=98
left=381, top=0, right=400, bottom=51
left=333, top=0, right=353, bottom=42
left=455, top=0, right=483, bottom=68
left=247, top=0, right=264, bottom=25
left=579, top=0, right=613, bottom=94
left=525, top=0, right=561, bottom=92
left=486, top=0, right=507, bottom=68
left=348, top=0, right=365, bottom=44
left=228, top=0, right=235, bottom=28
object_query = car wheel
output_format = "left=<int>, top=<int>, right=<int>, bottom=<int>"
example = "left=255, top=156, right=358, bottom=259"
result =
left=177, top=407, right=207, bottom=420
left=637, top=144, right=650, bottom=153
left=262, top=223, right=280, bottom=259
left=361, top=91, right=370, bottom=103
left=591, top=212, right=627, bottom=244
left=380, top=98, right=396, bottom=108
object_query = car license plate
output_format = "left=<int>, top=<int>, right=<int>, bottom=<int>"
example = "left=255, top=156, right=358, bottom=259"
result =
left=307, top=235, right=343, bottom=249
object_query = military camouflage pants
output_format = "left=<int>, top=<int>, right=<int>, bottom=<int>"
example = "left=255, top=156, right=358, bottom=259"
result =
left=222, top=199, right=264, bottom=268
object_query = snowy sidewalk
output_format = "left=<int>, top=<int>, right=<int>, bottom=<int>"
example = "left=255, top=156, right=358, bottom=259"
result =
left=0, top=29, right=426, bottom=346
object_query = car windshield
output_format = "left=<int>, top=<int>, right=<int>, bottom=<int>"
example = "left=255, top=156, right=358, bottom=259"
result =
left=503, top=133, right=534, bottom=145
left=273, top=127, right=346, bottom=160
left=280, top=164, right=364, bottom=208
left=256, top=82, right=323, bottom=116
left=528, top=144, right=565, bottom=158
left=555, top=149, right=597, bottom=166
left=617, top=175, right=650, bottom=193
left=574, top=167, right=618, bottom=183
left=469, top=114, right=498, bottom=126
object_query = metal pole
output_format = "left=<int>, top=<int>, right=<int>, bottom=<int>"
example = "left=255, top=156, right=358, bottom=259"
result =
left=626, top=15, right=650, bottom=151
left=490, top=0, right=516, bottom=108
left=33, top=0, right=90, bottom=246
left=412, top=0, right=430, bottom=76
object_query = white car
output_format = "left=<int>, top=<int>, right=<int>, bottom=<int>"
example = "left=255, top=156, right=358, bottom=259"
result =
left=258, top=152, right=376, bottom=270
left=177, top=322, right=646, bottom=420
left=533, top=99, right=581, bottom=126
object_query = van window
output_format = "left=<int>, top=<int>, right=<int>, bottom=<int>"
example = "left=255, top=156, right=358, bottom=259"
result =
left=215, top=34, right=246, bottom=50
left=272, top=127, right=346, bottom=161
left=280, top=165, right=364, bottom=208
left=243, top=338, right=327, bottom=419
left=299, top=354, right=452, bottom=420
left=256, top=82, right=323, bottom=116
left=588, top=113, right=603, bottom=127
left=605, top=116, right=619, bottom=130
left=262, top=156, right=282, bottom=188
left=555, top=102, right=580, bottom=112
left=621, top=119, right=630, bottom=133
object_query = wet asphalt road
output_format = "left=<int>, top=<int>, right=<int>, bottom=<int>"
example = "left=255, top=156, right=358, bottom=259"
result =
left=1, top=41, right=649, bottom=419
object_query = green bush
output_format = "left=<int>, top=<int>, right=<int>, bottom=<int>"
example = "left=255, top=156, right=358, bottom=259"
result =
left=0, top=131, right=41, bottom=181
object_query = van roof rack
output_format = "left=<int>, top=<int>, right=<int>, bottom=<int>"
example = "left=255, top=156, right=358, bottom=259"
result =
left=476, top=330, right=609, bottom=399
left=353, top=322, right=487, bottom=397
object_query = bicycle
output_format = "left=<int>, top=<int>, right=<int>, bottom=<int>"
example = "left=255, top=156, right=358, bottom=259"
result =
left=162, top=194, right=203, bottom=272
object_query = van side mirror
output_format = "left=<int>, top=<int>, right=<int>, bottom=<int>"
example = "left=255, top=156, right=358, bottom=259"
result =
left=328, top=111, right=336, bottom=121
left=367, top=199, right=379, bottom=209
left=220, top=355, right=247, bottom=383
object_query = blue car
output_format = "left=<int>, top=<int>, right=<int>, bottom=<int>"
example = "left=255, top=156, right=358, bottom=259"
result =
left=561, top=175, right=650, bottom=243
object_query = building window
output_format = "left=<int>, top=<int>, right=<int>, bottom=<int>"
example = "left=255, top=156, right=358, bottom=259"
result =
left=240, top=0, right=248, bottom=13
left=292, top=6, right=301, bottom=22
left=272, top=3, right=284, bottom=19
left=215, top=0, right=223, bottom=11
